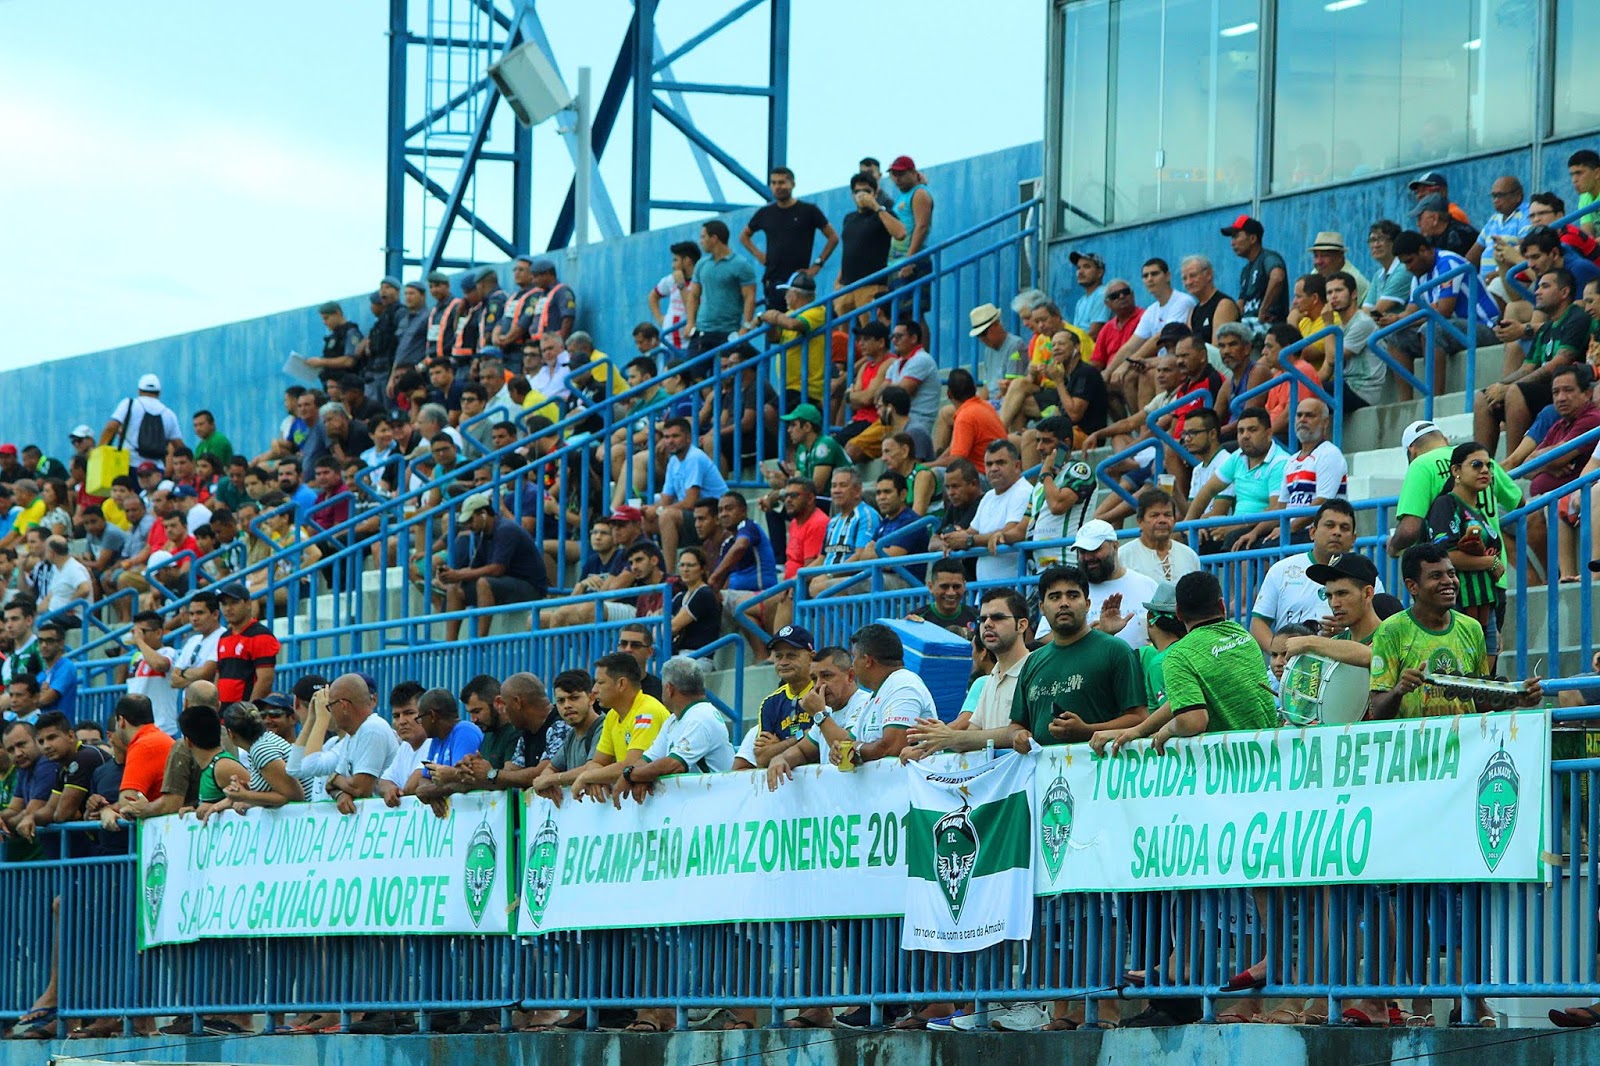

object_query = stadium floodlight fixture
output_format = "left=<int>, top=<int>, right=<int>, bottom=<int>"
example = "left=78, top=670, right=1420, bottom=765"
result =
left=490, top=40, right=573, bottom=128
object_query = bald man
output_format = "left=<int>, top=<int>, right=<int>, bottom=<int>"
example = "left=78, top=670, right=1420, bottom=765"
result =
left=458, top=672, right=556, bottom=790
left=318, top=673, right=398, bottom=814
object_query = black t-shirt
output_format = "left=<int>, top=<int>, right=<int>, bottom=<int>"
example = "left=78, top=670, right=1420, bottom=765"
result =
left=642, top=672, right=663, bottom=700
left=1062, top=362, right=1110, bottom=434
left=1238, top=250, right=1288, bottom=322
left=748, top=200, right=830, bottom=282
left=671, top=583, right=721, bottom=653
left=1190, top=289, right=1235, bottom=343
left=938, top=498, right=981, bottom=580
left=324, top=322, right=364, bottom=365
left=55, top=742, right=109, bottom=796
left=1437, top=220, right=1481, bottom=257
left=475, top=517, right=548, bottom=592
left=839, top=206, right=892, bottom=284
left=367, top=303, right=400, bottom=378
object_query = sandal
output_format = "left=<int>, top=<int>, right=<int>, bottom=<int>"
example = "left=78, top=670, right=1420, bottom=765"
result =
left=1043, top=1018, right=1081, bottom=1031
left=783, top=1016, right=833, bottom=1029
left=1215, top=1011, right=1254, bottom=1024
left=1340, top=1008, right=1380, bottom=1027
left=1220, top=967, right=1266, bottom=992
left=1405, top=1013, right=1433, bottom=1028
left=1261, top=1007, right=1306, bottom=1025
left=722, top=1019, right=755, bottom=1030
left=1551, top=1006, right=1600, bottom=1029
left=68, top=1019, right=123, bottom=1039
left=892, top=1013, right=929, bottom=1030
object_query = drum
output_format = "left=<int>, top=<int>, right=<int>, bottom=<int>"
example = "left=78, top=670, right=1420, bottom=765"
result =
left=1280, top=654, right=1371, bottom=726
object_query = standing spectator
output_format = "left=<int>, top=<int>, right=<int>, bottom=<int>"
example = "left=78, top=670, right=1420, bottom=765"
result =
left=521, top=259, right=577, bottom=342
left=191, top=410, right=232, bottom=469
left=649, top=242, right=699, bottom=347
left=835, top=173, right=901, bottom=318
left=1388, top=230, right=1500, bottom=399
left=625, top=657, right=734, bottom=791
left=491, top=254, right=541, bottom=354
left=1248, top=500, right=1375, bottom=648
left=1305, top=230, right=1371, bottom=308
left=1092, top=277, right=1144, bottom=370
left=34, top=623, right=76, bottom=718
left=392, top=280, right=430, bottom=373
left=168, top=592, right=222, bottom=695
left=305, top=301, right=364, bottom=374
left=1118, top=488, right=1201, bottom=585
left=684, top=220, right=757, bottom=354
left=884, top=156, right=935, bottom=292
left=1011, top=565, right=1147, bottom=748
left=1388, top=420, right=1524, bottom=558
left=837, top=623, right=935, bottom=764
left=100, top=374, right=182, bottom=471
left=1023, top=417, right=1097, bottom=571
left=733, top=623, right=818, bottom=769
left=213, top=582, right=278, bottom=704
left=780, top=477, right=829, bottom=582
left=527, top=671, right=605, bottom=797
left=1181, top=254, right=1240, bottom=344
left=645, top=417, right=729, bottom=573
left=127, top=610, right=180, bottom=736
left=215, top=703, right=304, bottom=810
left=1365, top=219, right=1413, bottom=317
left=1225, top=215, right=1289, bottom=327
left=1279, top=398, right=1347, bottom=539
left=940, top=441, right=1032, bottom=587
left=757, top=271, right=828, bottom=406
left=440, top=492, right=547, bottom=639
left=1423, top=442, right=1507, bottom=655
left=1066, top=519, right=1159, bottom=650
left=905, top=588, right=1033, bottom=758
left=1476, top=268, right=1590, bottom=453
left=1069, top=251, right=1110, bottom=337
left=570, top=652, right=670, bottom=799
left=740, top=167, right=838, bottom=313
left=932, top=369, right=1005, bottom=468
left=1414, top=194, right=1480, bottom=257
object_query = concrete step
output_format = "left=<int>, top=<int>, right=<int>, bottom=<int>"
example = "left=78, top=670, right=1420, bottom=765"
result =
left=1504, top=580, right=1599, bottom=655
left=1347, top=412, right=1476, bottom=480
left=1345, top=392, right=1470, bottom=456
left=706, top=662, right=778, bottom=728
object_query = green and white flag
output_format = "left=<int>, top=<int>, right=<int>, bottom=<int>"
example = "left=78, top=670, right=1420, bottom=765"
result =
left=903, top=751, right=1035, bottom=952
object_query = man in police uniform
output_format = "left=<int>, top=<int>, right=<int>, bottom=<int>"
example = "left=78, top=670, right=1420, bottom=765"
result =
left=491, top=254, right=543, bottom=355
left=528, top=258, right=578, bottom=342
left=425, top=270, right=462, bottom=363
left=306, top=301, right=364, bottom=375
left=473, top=269, right=509, bottom=358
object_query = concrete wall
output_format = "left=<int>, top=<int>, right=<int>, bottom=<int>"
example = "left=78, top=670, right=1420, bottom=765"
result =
left=1045, top=133, right=1599, bottom=308
left=5, top=142, right=1042, bottom=459
left=22, top=1026, right=1598, bottom=1065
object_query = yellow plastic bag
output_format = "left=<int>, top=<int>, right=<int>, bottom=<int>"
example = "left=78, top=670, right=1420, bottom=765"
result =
left=86, top=444, right=129, bottom=496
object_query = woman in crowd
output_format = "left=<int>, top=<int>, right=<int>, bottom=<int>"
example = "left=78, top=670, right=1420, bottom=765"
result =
left=669, top=547, right=720, bottom=654
left=1424, top=441, right=1504, bottom=669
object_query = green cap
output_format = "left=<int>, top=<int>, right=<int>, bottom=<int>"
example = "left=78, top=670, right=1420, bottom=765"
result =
left=780, top=403, right=823, bottom=427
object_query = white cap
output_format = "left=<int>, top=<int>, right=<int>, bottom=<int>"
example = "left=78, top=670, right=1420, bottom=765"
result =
left=156, top=479, right=176, bottom=493
left=1071, top=518, right=1119, bottom=552
left=1400, top=420, right=1441, bottom=451
left=146, top=549, right=174, bottom=572
left=138, top=373, right=161, bottom=392
left=68, top=424, right=94, bottom=440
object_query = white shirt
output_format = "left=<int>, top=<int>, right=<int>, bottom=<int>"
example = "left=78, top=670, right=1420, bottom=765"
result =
left=529, top=351, right=573, bottom=401
left=655, top=274, right=689, bottom=345
left=643, top=701, right=734, bottom=773
left=172, top=627, right=221, bottom=679
left=1132, top=291, right=1200, bottom=340
left=109, top=396, right=181, bottom=464
left=127, top=648, right=179, bottom=737
left=1035, top=569, right=1159, bottom=649
left=807, top=687, right=870, bottom=750
left=1281, top=441, right=1348, bottom=511
left=970, top=477, right=1034, bottom=584
left=184, top=502, right=214, bottom=537
left=290, top=736, right=342, bottom=802
left=853, top=669, right=936, bottom=743
left=384, top=738, right=426, bottom=787
left=44, top=557, right=91, bottom=613
left=1251, top=549, right=1386, bottom=630
left=1117, top=538, right=1202, bottom=586
left=334, top=714, right=400, bottom=785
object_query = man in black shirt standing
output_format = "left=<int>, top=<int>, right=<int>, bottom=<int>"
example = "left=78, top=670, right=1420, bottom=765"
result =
left=835, top=173, right=904, bottom=321
left=1224, top=215, right=1289, bottom=328
left=439, top=493, right=547, bottom=641
left=740, top=167, right=839, bottom=313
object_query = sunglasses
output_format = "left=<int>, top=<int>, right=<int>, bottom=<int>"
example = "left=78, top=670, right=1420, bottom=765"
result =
left=1462, top=459, right=1492, bottom=470
left=1106, top=288, right=1133, bottom=299
left=977, top=612, right=1015, bottom=625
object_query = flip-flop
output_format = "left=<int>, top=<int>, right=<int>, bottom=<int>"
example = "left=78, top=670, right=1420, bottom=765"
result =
left=1340, top=1008, right=1379, bottom=1027
left=15, top=1009, right=56, bottom=1028
left=1220, top=968, right=1266, bottom=992
left=722, top=1020, right=755, bottom=1030
left=1551, top=1006, right=1600, bottom=1029
left=624, top=1020, right=663, bottom=1032
left=1044, top=1018, right=1081, bottom=1030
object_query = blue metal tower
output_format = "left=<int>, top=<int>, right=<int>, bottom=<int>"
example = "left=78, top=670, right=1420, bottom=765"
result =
left=385, top=0, right=791, bottom=278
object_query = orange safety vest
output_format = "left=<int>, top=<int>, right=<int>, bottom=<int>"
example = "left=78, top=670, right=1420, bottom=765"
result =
left=429, top=297, right=464, bottom=361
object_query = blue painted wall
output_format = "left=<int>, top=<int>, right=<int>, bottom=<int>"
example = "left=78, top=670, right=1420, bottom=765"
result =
left=1045, top=134, right=1600, bottom=310
left=3, top=142, right=1042, bottom=458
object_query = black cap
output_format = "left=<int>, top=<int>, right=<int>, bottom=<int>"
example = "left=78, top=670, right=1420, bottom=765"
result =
left=1306, top=552, right=1380, bottom=588
left=766, top=625, right=816, bottom=652
left=214, top=580, right=250, bottom=602
left=255, top=693, right=295, bottom=714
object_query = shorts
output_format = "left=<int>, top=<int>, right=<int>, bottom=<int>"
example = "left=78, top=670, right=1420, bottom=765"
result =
left=1515, top=377, right=1553, bottom=417
left=833, top=284, right=886, bottom=319
left=602, top=602, right=639, bottom=622
left=845, top=420, right=888, bottom=459
left=464, top=575, right=540, bottom=607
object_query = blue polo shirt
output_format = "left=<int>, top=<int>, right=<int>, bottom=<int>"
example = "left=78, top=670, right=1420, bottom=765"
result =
left=726, top=518, right=777, bottom=592
left=41, top=657, right=78, bottom=717
left=691, top=253, right=758, bottom=333
left=662, top=447, right=729, bottom=504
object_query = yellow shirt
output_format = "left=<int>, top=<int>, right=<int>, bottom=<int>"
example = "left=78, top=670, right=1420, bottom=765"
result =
left=11, top=498, right=44, bottom=536
left=596, top=689, right=669, bottom=760
left=777, top=304, right=828, bottom=400
left=576, top=349, right=629, bottom=396
left=102, top=498, right=131, bottom=532
left=520, top=387, right=561, bottom=425
left=1298, top=313, right=1331, bottom=368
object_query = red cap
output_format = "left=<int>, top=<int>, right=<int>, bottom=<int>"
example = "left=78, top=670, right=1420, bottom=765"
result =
left=1220, top=213, right=1264, bottom=237
left=0, top=444, right=15, bottom=456
left=608, top=505, right=643, bottom=523
left=887, top=155, right=916, bottom=173
left=136, top=460, right=159, bottom=473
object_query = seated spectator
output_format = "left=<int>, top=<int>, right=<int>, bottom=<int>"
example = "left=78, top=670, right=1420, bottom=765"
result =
left=927, top=459, right=982, bottom=569
left=1092, top=278, right=1143, bottom=371
left=1388, top=230, right=1501, bottom=400
left=939, top=440, right=1033, bottom=588
left=932, top=369, right=1005, bottom=468
left=707, top=492, right=776, bottom=595
left=1469, top=176, right=1530, bottom=285
left=881, top=321, right=940, bottom=440
left=806, top=470, right=881, bottom=596
left=1523, top=363, right=1600, bottom=579
left=1180, top=254, right=1240, bottom=343
left=848, top=385, right=931, bottom=464
left=1118, top=488, right=1201, bottom=585
left=693, top=499, right=731, bottom=573
left=832, top=321, right=893, bottom=443
left=1082, top=353, right=1185, bottom=511
left=669, top=548, right=721, bottom=653
left=1476, top=267, right=1591, bottom=453
left=1289, top=273, right=1335, bottom=369
left=958, top=302, right=1026, bottom=415
left=1023, top=416, right=1097, bottom=570
left=1414, top=193, right=1480, bottom=257
left=760, top=403, right=847, bottom=518
left=644, top=417, right=729, bottom=573
left=1185, top=406, right=1289, bottom=552
left=1322, top=270, right=1383, bottom=411
left=1107, top=258, right=1199, bottom=413
left=40, top=536, right=90, bottom=621
left=696, top=345, right=779, bottom=473
left=439, top=493, right=547, bottom=641
left=1158, top=331, right=1229, bottom=486
left=1259, top=323, right=1321, bottom=441
left=862, top=472, right=930, bottom=587
left=1279, top=398, right=1347, bottom=540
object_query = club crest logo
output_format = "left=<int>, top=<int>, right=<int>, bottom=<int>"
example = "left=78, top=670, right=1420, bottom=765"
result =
left=933, top=803, right=980, bottom=924
left=524, top=812, right=560, bottom=929
left=463, top=815, right=499, bottom=927
left=1476, top=745, right=1519, bottom=872
left=143, top=841, right=168, bottom=932
left=1039, top=773, right=1074, bottom=880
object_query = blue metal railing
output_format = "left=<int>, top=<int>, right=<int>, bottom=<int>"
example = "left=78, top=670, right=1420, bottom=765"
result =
left=1367, top=262, right=1491, bottom=418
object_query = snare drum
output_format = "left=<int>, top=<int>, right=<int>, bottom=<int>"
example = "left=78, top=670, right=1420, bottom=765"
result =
left=1280, top=653, right=1371, bottom=726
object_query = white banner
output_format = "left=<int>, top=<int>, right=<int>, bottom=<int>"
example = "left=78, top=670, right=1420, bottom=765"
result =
left=1034, top=711, right=1550, bottom=893
left=518, top=761, right=911, bottom=934
left=138, top=793, right=516, bottom=947
left=903, top=751, right=1035, bottom=952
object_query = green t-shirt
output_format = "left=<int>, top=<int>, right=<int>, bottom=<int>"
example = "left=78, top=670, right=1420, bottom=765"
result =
left=1370, top=608, right=1488, bottom=719
left=1526, top=303, right=1591, bottom=369
left=479, top=722, right=521, bottom=770
left=1162, top=619, right=1279, bottom=732
left=195, top=432, right=234, bottom=468
left=1396, top=445, right=1523, bottom=588
left=796, top=435, right=849, bottom=483
left=1138, top=643, right=1170, bottom=710
left=1009, top=629, right=1145, bottom=740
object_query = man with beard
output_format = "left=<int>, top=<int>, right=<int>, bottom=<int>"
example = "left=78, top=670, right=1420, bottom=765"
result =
left=1041, top=519, right=1158, bottom=650
left=1184, top=406, right=1289, bottom=552
left=903, top=588, right=1033, bottom=758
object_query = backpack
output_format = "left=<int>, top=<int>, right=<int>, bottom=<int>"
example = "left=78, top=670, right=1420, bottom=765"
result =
left=130, top=397, right=168, bottom=460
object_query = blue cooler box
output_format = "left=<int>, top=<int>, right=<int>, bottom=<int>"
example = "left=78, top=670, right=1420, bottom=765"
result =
left=879, top=617, right=973, bottom=723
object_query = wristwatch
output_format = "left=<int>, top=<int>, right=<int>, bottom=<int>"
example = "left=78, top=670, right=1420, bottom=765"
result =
left=486, top=767, right=500, bottom=784
left=622, top=764, right=636, bottom=784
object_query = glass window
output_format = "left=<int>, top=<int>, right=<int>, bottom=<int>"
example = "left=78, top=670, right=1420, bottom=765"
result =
left=1056, top=0, right=1259, bottom=236
left=1554, top=0, right=1600, bottom=135
left=1271, top=0, right=1536, bottom=194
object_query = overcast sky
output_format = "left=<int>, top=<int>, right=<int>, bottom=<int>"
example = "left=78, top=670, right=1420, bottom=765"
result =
left=1, top=0, right=1044, bottom=370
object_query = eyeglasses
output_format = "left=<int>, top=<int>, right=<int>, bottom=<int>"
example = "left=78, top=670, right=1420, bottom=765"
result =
left=617, top=639, right=650, bottom=650
left=977, top=612, right=1015, bottom=625
left=1491, top=189, right=1520, bottom=199
left=1463, top=459, right=1492, bottom=470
